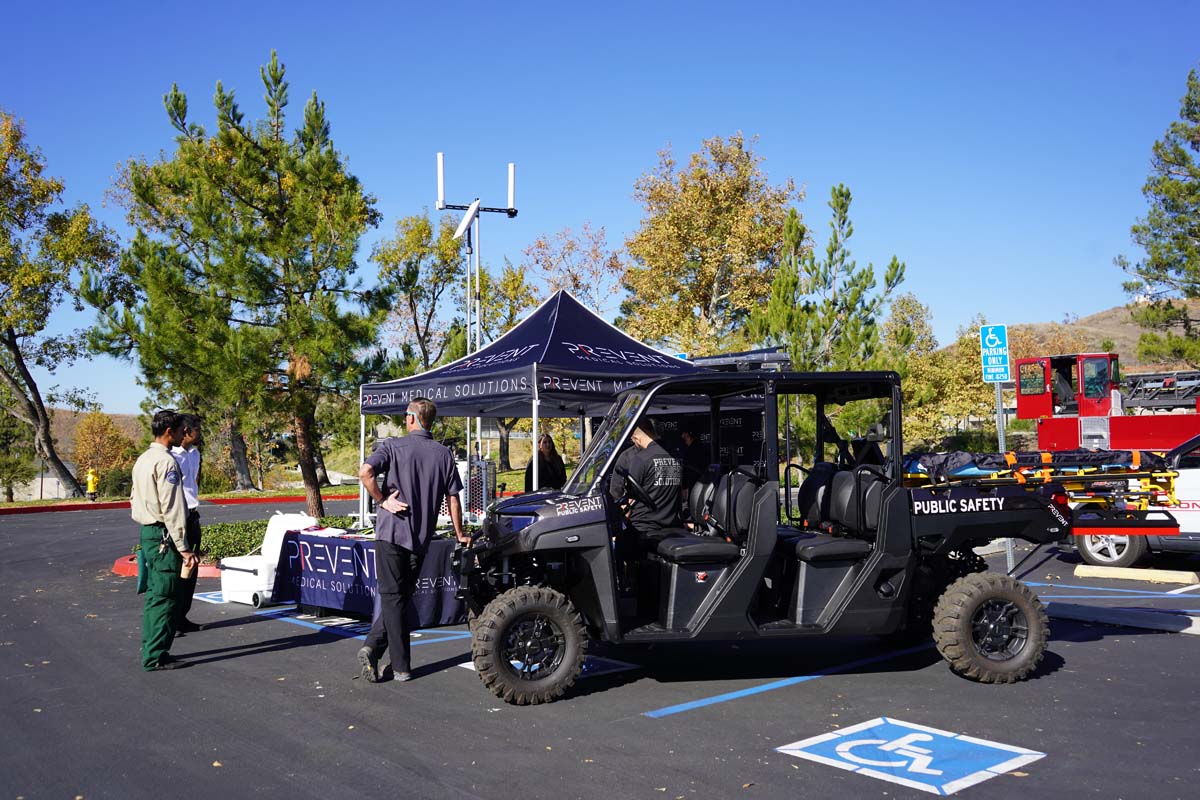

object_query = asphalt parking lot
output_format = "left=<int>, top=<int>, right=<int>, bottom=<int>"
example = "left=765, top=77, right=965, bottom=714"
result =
left=3, top=504, right=1198, bottom=799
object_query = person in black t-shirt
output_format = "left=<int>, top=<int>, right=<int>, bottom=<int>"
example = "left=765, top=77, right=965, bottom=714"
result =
left=622, top=419, right=683, bottom=532
left=609, top=417, right=682, bottom=591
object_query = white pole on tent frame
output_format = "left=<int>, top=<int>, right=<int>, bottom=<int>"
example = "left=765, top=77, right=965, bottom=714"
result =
left=532, top=363, right=540, bottom=490
left=439, top=153, right=518, bottom=514
left=358, top=389, right=367, bottom=526
left=463, top=227, right=472, bottom=520
left=474, top=214, right=483, bottom=456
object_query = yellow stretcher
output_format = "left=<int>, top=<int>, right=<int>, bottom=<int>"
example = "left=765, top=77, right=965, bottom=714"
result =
left=903, top=451, right=1177, bottom=510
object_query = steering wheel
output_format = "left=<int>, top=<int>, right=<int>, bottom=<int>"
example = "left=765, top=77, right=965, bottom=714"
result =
left=615, top=466, right=657, bottom=511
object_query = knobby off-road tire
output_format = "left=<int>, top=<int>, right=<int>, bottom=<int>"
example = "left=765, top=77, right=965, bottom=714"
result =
left=896, top=549, right=990, bottom=644
left=933, top=572, right=1048, bottom=683
left=1074, top=533, right=1147, bottom=568
left=472, top=585, right=587, bottom=705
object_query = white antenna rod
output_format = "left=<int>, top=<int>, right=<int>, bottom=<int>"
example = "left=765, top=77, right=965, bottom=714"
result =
left=507, top=163, right=515, bottom=211
left=436, top=152, right=445, bottom=211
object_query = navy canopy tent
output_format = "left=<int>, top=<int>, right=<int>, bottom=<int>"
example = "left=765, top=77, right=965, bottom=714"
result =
left=357, top=290, right=706, bottom=511
left=360, top=290, right=704, bottom=419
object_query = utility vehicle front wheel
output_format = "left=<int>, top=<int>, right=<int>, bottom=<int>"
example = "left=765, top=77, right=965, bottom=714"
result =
left=472, top=585, right=587, bottom=705
left=933, top=572, right=1048, bottom=683
left=1074, top=533, right=1147, bottom=568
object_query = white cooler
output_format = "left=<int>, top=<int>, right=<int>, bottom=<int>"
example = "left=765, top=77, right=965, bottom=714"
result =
left=219, top=513, right=317, bottom=607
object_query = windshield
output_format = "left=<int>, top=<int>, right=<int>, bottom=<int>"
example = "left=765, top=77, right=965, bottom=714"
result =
left=563, top=391, right=645, bottom=494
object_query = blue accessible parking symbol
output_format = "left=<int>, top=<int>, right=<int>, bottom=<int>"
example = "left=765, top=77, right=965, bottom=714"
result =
left=776, top=717, right=1044, bottom=795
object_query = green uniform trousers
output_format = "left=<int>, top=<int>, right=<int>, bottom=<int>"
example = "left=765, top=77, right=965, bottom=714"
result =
left=140, top=523, right=181, bottom=670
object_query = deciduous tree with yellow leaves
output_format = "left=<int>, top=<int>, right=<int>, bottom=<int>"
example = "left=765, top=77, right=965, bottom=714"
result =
left=0, top=109, right=119, bottom=497
left=621, top=133, right=797, bottom=355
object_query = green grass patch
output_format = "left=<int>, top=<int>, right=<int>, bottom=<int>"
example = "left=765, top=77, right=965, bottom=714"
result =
left=323, top=443, right=362, bottom=477
left=200, top=515, right=357, bottom=562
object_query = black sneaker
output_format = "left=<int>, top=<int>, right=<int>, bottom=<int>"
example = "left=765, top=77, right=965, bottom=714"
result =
left=357, top=646, right=380, bottom=683
left=178, top=619, right=204, bottom=633
left=148, top=658, right=188, bottom=671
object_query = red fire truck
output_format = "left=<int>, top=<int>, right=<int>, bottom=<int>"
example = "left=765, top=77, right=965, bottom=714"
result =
left=1014, top=352, right=1200, bottom=566
left=1014, top=352, right=1200, bottom=451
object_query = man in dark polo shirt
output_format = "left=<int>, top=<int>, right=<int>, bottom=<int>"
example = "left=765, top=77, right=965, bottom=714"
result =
left=357, top=397, right=466, bottom=683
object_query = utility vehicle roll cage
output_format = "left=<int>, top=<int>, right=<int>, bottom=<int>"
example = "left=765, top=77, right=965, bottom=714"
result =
left=568, top=370, right=903, bottom=494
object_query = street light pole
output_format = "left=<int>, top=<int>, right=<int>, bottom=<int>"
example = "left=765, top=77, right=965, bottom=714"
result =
left=438, top=153, right=518, bottom=520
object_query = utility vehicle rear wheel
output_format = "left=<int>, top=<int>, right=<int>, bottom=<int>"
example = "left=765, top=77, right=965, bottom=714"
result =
left=472, top=585, right=587, bottom=705
left=933, top=572, right=1048, bottom=683
left=1074, top=533, right=1147, bottom=568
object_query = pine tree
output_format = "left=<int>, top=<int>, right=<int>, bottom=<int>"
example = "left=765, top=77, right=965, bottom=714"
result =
left=753, top=185, right=904, bottom=372
left=752, top=186, right=904, bottom=457
left=83, top=52, right=390, bottom=516
left=1120, top=64, right=1200, bottom=364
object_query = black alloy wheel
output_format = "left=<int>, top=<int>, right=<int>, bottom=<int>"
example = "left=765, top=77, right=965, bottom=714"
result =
left=503, top=613, right=566, bottom=680
left=971, top=598, right=1029, bottom=661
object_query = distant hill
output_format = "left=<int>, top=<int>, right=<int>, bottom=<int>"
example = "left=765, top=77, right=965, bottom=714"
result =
left=50, top=409, right=144, bottom=459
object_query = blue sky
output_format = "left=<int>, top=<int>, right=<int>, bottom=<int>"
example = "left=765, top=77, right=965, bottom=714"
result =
left=4, top=1, right=1198, bottom=413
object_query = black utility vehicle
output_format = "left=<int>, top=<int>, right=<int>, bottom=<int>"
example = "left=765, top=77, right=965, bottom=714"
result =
left=460, top=372, right=1060, bottom=705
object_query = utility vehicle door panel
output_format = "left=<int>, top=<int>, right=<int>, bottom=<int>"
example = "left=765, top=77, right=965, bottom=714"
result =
left=909, top=485, right=1066, bottom=552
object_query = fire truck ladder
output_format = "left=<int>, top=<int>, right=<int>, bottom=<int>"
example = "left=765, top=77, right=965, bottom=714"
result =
left=1123, top=370, right=1200, bottom=410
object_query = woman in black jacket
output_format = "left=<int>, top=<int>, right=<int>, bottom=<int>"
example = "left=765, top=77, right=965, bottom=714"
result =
left=525, top=434, right=567, bottom=492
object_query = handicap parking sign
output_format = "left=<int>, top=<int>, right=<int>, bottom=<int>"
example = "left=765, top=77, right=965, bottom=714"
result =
left=776, top=716, right=1044, bottom=795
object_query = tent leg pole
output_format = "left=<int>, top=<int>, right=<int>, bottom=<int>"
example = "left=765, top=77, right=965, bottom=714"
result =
left=531, top=364, right=539, bottom=491
left=358, top=414, right=367, bottom=526
left=532, top=408, right=539, bottom=491
left=466, top=419, right=472, bottom=524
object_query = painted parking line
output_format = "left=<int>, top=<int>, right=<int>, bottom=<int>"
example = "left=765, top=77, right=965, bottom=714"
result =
left=1037, top=594, right=1200, bottom=603
left=1166, top=583, right=1200, bottom=595
left=253, top=607, right=473, bottom=645
left=1025, top=581, right=1196, bottom=598
left=643, top=643, right=933, bottom=719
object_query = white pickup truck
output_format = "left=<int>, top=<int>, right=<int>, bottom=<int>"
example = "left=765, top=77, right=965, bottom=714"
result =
left=1074, top=434, right=1200, bottom=567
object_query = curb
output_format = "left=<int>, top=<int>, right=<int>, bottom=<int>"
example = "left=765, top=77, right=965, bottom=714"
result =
left=1046, top=601, right=1200, bottom=635
left=1073, top=564, right=1200, bottom=585
left=1, top=493, right=359, bottom=516
left=111, top=554, right=221, bottom=579
left=0, top=500, right=131, bottom=516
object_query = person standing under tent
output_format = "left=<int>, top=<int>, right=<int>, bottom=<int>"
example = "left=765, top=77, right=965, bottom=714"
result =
left=356, top=398, right=468, bottom=683
left=524, top=433, right=567, bottom=492
left=171, top=414, right=204, bottom=635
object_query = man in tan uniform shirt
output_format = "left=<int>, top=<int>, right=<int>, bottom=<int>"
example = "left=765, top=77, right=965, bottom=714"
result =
left=131, top=409, right=195, bottom=671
